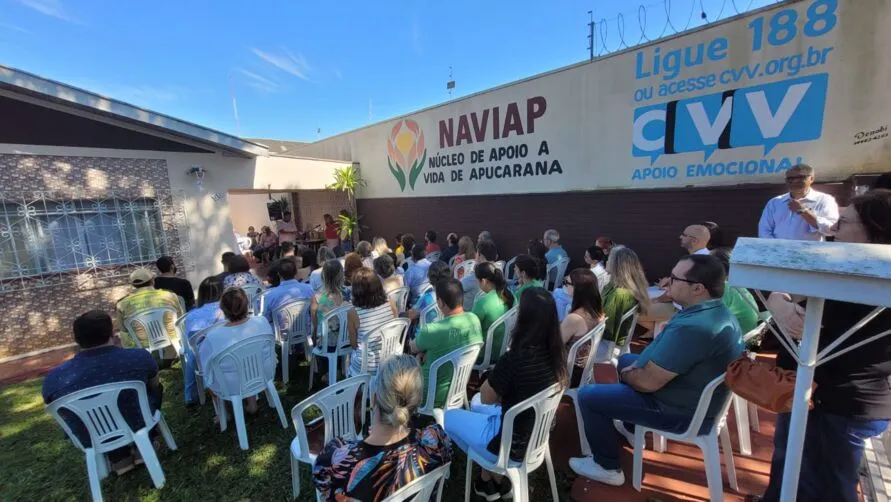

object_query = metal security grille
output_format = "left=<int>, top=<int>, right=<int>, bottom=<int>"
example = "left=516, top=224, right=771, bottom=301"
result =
left=0, top=189, right=193, bottom=292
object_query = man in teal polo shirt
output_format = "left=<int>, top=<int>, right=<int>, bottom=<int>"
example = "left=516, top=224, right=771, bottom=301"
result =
left=569, top=254, right=743, bottom=487
left=411, top=278, right=483, bottom=408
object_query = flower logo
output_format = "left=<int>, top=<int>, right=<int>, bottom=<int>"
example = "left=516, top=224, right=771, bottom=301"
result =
left=386, top=119, right=427, bottom=191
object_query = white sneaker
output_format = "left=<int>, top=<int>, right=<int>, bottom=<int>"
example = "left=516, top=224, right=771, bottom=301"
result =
left=569, top=456, right=626, bottom=486
left=613, top=419, right=635, bottom=445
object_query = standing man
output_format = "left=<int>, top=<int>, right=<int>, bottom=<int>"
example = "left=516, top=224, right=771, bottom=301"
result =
left=276, top=211, right=299, bottom=245
left=758, top=164, right=839, bottom=241
left=543, top=229, right=568, bottom=264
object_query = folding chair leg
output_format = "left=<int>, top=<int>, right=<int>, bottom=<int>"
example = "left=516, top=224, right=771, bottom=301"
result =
left=290, top=454, right=301, bottom=499
left=700, top=434, right=725, bottom=502
left=231, top=398, right=249, bottom=450
left=85, top=449, right=104, bottom=502
left=545, top=449, right=559, bottom=502
left=570, top=395, right=591, bottom=457
left=267, top=381, right=288, bottom=429
left=134, top=429, right=166, bottom=488
left=157, top=416, right=178, bottom=450
left=632, top=428, right=646, bottom=492
left=308, top=355, right=315, bottom=391
left=506, top=469, right=528, bottom=502
left=748, top=401, right=761, bottom=433
left=732, top=394, right=752, bottom=456
left=720, top=426, right=739, bottom=491
left=197, top=376, right=206, bottom=405
left=281, top=342, right=290, bottom=384
left=328, top=356, right=338, bottom=387
left=214, top=397, right=228, bottom=432
left=653, top=433, right=667, bottom=453
left=464, top=457, right=473, bottom=502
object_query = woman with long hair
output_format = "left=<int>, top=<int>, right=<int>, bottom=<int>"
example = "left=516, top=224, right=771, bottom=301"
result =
left=560, top=268, right=605, bottom=387
left=601, top=246, right=651, bottom=346
left=343, top=253, right=364, bottom=287
left=472, top=262, right=515, bottom=362
left=347, top=268, right=398, bottom=377
left=453, top=236, right=476, bottom=278
left=406, top=261, right=452, bottom=337
left=444, top=287, right=567, bottom=499
left=528, top=239, right=549, bottom=281
left=373, top=254, right=403, bottom=294
left=356, top=241, right=374, bottom=268
left=310, top=260, right=357, bottom=354
left=371, top=236, right=390, bottom=258
left=313, top=355, right=452, bottom=501
left=310, top=247, right=337, bottom=292
left=222, top=255, right=262, bottom=289
left=181, top=276, right=225, bottom=404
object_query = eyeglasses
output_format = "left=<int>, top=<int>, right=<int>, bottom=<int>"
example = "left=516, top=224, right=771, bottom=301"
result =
left=563, top=279, right=573, bottom=287
left=669, top=274, right=698, bottom=285
left=785, top=175, right=809, bottom=182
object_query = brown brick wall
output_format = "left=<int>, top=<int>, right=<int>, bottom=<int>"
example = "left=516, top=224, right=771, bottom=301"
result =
left=356, top=182, right=851, bottom=281
left=0, top=154, right=183, bottom=358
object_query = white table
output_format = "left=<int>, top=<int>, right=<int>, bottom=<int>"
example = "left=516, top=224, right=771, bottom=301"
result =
left=729, top=238, right=891, bottom=502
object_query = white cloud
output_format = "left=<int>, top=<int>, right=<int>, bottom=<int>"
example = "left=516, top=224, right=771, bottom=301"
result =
left=0, top=23, right=32, bottom=34
left=235, top=68, right=280, bottom=92
left=251, top=47, right=311, bottom=81
left=14, top=0, right=79, bottom=24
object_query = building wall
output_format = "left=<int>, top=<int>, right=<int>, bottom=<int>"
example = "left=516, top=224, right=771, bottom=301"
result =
left=228, top=192, right=280, bottom=235
left=295, top=190, right=351, bottom=235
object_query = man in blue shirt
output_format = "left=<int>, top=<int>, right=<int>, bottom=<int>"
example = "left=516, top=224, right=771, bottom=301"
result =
left=543, top=229, right=568, bottom=264
left=403, top=244, right=432, bottom=306
left=263, top=258, right=314, bottom=326
left=43, top=310, right=162, bottom=473
left=758, top=164, right=839, bottom=241
left=569, top=254, right=743, bottom=487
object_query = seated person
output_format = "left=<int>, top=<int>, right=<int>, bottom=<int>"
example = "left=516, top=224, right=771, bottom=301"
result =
left=296, top=248, right=318, bottom=283
left=585, top=244, right=611, bottom=292
left=439, top=232, right=460, bottom=264
left=453, top=236, right=476, bottom=278
left=471, top=262, right=515, bottom=363
left=710, top=247, right=759, bottom=335
left=461, top=240, right=498, bottom=311
left=199, top=288, right=276, bottom=414
left=373, top=254, right=404, bottom=294
left=153, top=256, right=195, bottom=311
left=115, top=268, right=184, bottom=359
left=560, top=268, right=605, bottom=387
left=424, top=230, right=441, bottom=255
left=600, top=245, right=651, bottom=350
left=347, top=268, right=399, bottom=377
left=511, top=254, right=543, bottom=300
left=411, top=279, right=483, bottom=408
left=43, top=310, right=163, bottom=474
left=310, top=260, right=356, bottom=353
left=444, top=288, right=567, bottom=500
left=356, top=240, right=375, bottom=269
left=543, top=228, right=568, bottom=264
left=406, top=261, right=452, bottom=337
left=311, top=247, right=337, bottom=292
left=262, top=258, right=314, bottom=325
left=403, top=244, right=432, bottom=305
left=223, top=255, right=263, bottom=290
left=254, top=226, right=279, bottom=263
left=313, top=355, right=452, bottom=501
left=569, top=254, right=743, bottom=487
left=181, top=276, right=225, bottom=405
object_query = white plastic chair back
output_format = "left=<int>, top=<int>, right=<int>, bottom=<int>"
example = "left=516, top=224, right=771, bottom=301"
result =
left=186, top=322, right=220, bottom=406
left=493, top=260, right=506, bottom=273
left=494, top=383, right=564, bottom=471
left=124, top=306, right=180, bottom=354
left=207, top=335, right=276, bottom=398
left=544, top=256, right=570, bottom=292
left=291, top=374, right=371, bottom=462
left=448, top=254, right=458, bottom=270
left=272, top=299, right=312, bottom=345
left=360, top=318, right=410, bottom=374
left=382, top=463, right=451, bottom=502
left=257, top=290, right=272, bottom=317
left=419, top=343, right=482, bottom=424
left=454, top=259, right=476, bottom=279
left=240, top=283, right=264, bottom=313
left=387, top=286, right=410, bottom=314
left=674, top=372, right=733, bottom=439
left=474, top=307, right=519, bottom=371
left=504, top=256, right=518, bottom=284
left=567, top=322, right=607, bottom=388
left=419, top=282, right=434, bottom=298
left=419, top=302, right=442, bottom=328
left=316, top=304, right=353, bottom=353
left=473, top=289, right=485, bottom=305
left=426, top=250, right=441, bottom=262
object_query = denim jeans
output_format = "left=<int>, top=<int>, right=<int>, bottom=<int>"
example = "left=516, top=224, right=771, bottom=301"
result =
left=577, top=353, right=693, bottom=470
left=762, top=411, right=888, bottom=502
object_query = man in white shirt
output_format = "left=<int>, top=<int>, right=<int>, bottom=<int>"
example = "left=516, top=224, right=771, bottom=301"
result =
left=679, top=224, right=711, bottom=256
left=758, top=164, right=839, bottom=241
left=276, top=211, right=299, bottom=244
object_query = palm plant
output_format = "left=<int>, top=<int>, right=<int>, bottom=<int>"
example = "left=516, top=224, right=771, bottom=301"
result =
left=327, top=164, right=366, bottom=243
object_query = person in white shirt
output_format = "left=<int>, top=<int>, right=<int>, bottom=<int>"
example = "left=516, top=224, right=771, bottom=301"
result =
left=199, top=288, right=276, bottom=415
left=584, top=244, right=611, bottom=293
left=758, top=164, right=839, bottom=241
left=679, top=224, right=711, bottom=255
left=276, top=211, right=299, bottom=244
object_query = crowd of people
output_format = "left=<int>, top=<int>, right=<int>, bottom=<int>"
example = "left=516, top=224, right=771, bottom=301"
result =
left=38, top=165, right=891, bottom=502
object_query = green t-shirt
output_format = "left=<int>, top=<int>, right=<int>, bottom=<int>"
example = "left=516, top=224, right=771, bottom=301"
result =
left=601, top=282, right=639, bottom=345
left=471, top=290, right=513, bottom=364
left=513, top=280, right=543, bottom=301
left=721, top=281, right=759, bottom=334
left=415, top=312, right=484, bottom=407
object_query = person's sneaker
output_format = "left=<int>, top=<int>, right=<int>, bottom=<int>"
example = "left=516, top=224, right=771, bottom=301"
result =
left=569, top=456, right=626, bottom=486
left=497, top=477, right=513, bottom=499
left=472, top=479, right=501, bottom=501
left=613, top=419, right=636, bottom=445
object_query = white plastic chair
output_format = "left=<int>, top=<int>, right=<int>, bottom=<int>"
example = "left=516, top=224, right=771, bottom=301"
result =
left=382, top=462, right=451, bottom=502
left=418, top=343, right=482, bottom=426
left=593, top=305, right=640, bottom=371
left=419, top=302, right=443, bottom=328
left=493, top=260, right=506, bottom=273
left=271, top=299, right=313, bottom=384
left=186, top=323, right=221, bottom=406
left=308, top=304, right=353, bottom=391
left=45, top=380, right=178, bottom=502
left=240, top=283, right=264, bottom=314
left=426, top=250, right=442, bottom=261
left=448, top=254, right=459, bottom=271
left=544, top=256, right=570, bottom=292
left=206, top=335, right=288, bottom=450
left=387, top=286, right=410, bottom=314
left=461, top=383, right=564, bottom=502
left=504, top=256, right=518, bottom=285
left=453, top=259, right=476, bottom=279
left=359, top=318, right=411, bottom=375
left=290, top=374, right=371, bottom=499
left=257, top=290, right=273, bottom=317
left=473, top=288, right=485, bottom=306
left=563, top=322, right=607, bottom=457
left=729, top=320, right=770, bottom=456
left=632, top=372, right=738, bottom=501
left=473, top=307, right=519, bottom=372
left=123, top=306, right=181, bottom=357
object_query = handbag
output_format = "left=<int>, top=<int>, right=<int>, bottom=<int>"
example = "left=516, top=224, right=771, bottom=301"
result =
left=725, top=353, right=816, bottom=413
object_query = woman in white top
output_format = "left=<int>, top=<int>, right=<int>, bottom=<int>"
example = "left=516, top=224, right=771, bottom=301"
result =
left=347, top=267, right=398, bottom=377
left=584, top=244, right=611, bottom=293
left=373, top=254, right=404, bottom=294
left=371, top=236, right=390, bottom=259
left=356, top=241, right=375, bottom=269
left=199, top=288, right=276, bottom=414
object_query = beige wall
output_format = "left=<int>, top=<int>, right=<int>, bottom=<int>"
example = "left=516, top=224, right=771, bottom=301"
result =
left=228, top=192, right=280, bottom=236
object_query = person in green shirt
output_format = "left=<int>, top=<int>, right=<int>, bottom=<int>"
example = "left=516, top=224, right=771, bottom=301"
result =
left=512, top=254, right=543, bottom=299
left=711, top=247, right=759, bottom=335
left=471, top=262, right=515, bottom=365
left=600, top=246, right=652, bottom=346
left=411, top=278, right=484, bottom=407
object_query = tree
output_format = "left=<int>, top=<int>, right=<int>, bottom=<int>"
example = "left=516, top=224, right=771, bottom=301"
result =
left=327, top=164, right=366, bottom=244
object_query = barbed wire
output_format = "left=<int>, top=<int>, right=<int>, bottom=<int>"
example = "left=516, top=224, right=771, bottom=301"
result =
left=590, top=0, right=784, bottom=57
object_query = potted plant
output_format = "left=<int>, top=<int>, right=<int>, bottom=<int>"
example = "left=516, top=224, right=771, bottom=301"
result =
left=327, top=164, right=366, bottom=245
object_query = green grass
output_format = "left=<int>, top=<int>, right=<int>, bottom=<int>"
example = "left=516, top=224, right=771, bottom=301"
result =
left=0, top=359, right=571, bottom=501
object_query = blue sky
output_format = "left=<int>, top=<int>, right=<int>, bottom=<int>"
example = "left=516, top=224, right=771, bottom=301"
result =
left=1, top=0, right=777, bottom=142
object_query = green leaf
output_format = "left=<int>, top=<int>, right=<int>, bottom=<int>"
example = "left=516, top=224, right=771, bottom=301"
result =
left=408, top=150, right=426, bottom=190
left=387, top=158, right=406, bottom=192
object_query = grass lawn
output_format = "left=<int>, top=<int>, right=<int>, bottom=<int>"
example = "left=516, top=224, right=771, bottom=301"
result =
left=0, top=358, right=571, bottom=501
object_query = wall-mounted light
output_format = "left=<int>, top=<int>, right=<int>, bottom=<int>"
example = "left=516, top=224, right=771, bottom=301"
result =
left=187, top=165, right=208, bottom=191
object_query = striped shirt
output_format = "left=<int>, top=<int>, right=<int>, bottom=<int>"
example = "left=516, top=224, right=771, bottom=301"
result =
left=348, top=303, right=396, bottom=377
